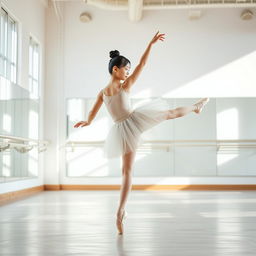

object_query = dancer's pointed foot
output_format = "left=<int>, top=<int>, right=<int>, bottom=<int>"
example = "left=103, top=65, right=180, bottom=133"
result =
left=194, top=98, right=209, bottom=114
left=116, top=210, right=128, bottom=235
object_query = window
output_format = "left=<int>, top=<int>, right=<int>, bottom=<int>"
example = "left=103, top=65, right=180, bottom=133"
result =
left=0, top=7, right=18, bottom=83
left=29, top=36, right=40, bottom=99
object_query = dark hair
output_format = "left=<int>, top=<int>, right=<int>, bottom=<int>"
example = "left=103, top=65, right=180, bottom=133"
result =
left=108, top=50, right=130, bottom=74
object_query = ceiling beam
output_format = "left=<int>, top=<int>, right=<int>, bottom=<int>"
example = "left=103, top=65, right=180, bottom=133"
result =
left=128, top=0, right=143, bottom=22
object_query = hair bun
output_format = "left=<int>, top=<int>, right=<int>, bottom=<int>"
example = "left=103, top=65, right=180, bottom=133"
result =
left=109, top=50, right=120, bottom=59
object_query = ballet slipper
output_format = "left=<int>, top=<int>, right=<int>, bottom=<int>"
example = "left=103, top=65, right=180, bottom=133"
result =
left=194, top=98, right=209, bottom=114
left=116, top=210, right=128, bottom=235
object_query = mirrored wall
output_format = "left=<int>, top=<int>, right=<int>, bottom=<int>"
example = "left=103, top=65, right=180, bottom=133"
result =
left=66, top=97, right=256, bottom=178
left=0, top=77, right=40, bottom=183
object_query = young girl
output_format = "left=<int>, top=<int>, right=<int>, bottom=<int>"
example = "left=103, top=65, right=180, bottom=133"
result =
left=74, top=31, right=209, bottom=235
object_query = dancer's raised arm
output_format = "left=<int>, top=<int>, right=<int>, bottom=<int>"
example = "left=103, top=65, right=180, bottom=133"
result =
left=74, top=90, right=103, bottom=128
left=123, top=31, right=165, bottom=91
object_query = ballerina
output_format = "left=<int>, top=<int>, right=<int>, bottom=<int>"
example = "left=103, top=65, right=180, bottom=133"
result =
left=74, top=31, right=209, bottom=235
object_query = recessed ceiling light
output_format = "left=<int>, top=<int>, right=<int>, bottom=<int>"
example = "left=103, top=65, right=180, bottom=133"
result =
left=240, top=9, right=253, bottom=20
left=79, top=12, right=92, bottom=23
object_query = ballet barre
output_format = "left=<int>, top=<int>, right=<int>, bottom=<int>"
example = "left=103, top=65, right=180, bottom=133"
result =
left=65, top=140, right=256, bottom=152
left=0, top=135, right=49, bottom=153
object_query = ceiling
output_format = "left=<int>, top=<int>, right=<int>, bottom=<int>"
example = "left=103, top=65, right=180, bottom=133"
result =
left=48, top=0, right=256, bottom=22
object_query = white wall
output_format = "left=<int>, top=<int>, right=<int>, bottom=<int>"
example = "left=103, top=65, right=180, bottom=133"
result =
left=63, top=4, right=256, bottom=98
left=44, top=2, right=256, bottom=185
left=0, top=0, right=46, bottom=194
left=2, top=2, right=255, bottom=192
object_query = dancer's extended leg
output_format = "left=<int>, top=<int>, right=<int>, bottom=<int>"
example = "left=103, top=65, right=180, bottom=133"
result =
left=167, top=98, right=209, bottom=119
left=116, top=150, right=136, bottom=234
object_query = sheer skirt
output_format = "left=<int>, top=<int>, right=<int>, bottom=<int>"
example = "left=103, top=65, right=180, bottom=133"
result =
left=103, top=98, right=170, bottom=158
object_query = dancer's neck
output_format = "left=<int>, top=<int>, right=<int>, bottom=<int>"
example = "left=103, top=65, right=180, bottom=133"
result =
left=108, top=78, right=123, bottom=89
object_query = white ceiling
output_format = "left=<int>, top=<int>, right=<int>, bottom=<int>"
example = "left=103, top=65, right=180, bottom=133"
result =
left=49, top=0, right=256, bottom=22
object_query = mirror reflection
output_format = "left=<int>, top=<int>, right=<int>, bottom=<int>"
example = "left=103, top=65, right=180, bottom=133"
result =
left=0, top=79, right=39, bottom=183
left=66, top=97, right=256, bottom=178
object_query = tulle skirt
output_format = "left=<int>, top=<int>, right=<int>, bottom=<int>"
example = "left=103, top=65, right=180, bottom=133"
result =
left=103, top=98, right=170, bottom=158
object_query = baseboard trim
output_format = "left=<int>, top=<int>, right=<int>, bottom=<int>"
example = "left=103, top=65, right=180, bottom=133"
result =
left=44, top=184, right=61, bottom=190
left=0, top=185, right=44, bottom=206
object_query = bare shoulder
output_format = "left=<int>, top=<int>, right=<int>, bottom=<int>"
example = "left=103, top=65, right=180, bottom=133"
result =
left=97, top=88, right=105, bottom=101
left=102, top=86, right=109, bottom=94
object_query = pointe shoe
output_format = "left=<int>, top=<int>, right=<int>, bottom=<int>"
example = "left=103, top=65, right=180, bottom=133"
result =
left=194, top=98, right=209, bottom=114
left=116, top=210, right=128, bottom=235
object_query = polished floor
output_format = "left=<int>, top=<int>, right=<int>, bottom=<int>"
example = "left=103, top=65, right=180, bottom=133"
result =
left=0, top=190, right=256, bottom=256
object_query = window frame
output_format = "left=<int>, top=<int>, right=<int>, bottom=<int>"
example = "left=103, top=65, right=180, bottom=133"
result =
left=29, top=35, right=40, bottom=99
left=0, top=6, right=18, bottom=84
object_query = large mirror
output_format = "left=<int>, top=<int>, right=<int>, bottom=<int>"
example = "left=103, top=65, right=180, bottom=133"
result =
left=66, top=97, right=256, bottom=177
left=0, top=79, right=39, bottom=183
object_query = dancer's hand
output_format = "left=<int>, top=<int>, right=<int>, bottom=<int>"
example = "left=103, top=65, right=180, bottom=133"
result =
left=73, top=121, right=90, bottom=128
left=150, top=31, right=165, bottom=45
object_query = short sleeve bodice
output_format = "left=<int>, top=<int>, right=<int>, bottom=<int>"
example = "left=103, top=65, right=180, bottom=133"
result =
left=102, top=87, right=133, bottom=123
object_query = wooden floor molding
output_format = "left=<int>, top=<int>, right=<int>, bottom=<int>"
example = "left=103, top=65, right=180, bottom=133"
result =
left=1, top=184, right=256, bottom=206
left=0, top=185, right=44, bottom=206
left=44, top=184, right=61, bottom=191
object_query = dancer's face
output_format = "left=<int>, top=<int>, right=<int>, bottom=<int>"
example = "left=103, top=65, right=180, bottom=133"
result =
left=113, top=64, right=131, bottom=81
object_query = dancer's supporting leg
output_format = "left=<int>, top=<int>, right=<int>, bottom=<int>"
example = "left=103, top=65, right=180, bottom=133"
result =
left=166, top=98, right=209, bottom=119
left=116, top=150, right=136, bottom=234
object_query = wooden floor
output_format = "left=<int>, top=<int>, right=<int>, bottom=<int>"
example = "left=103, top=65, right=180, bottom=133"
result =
left=0, top=190, right=256, bottom=255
